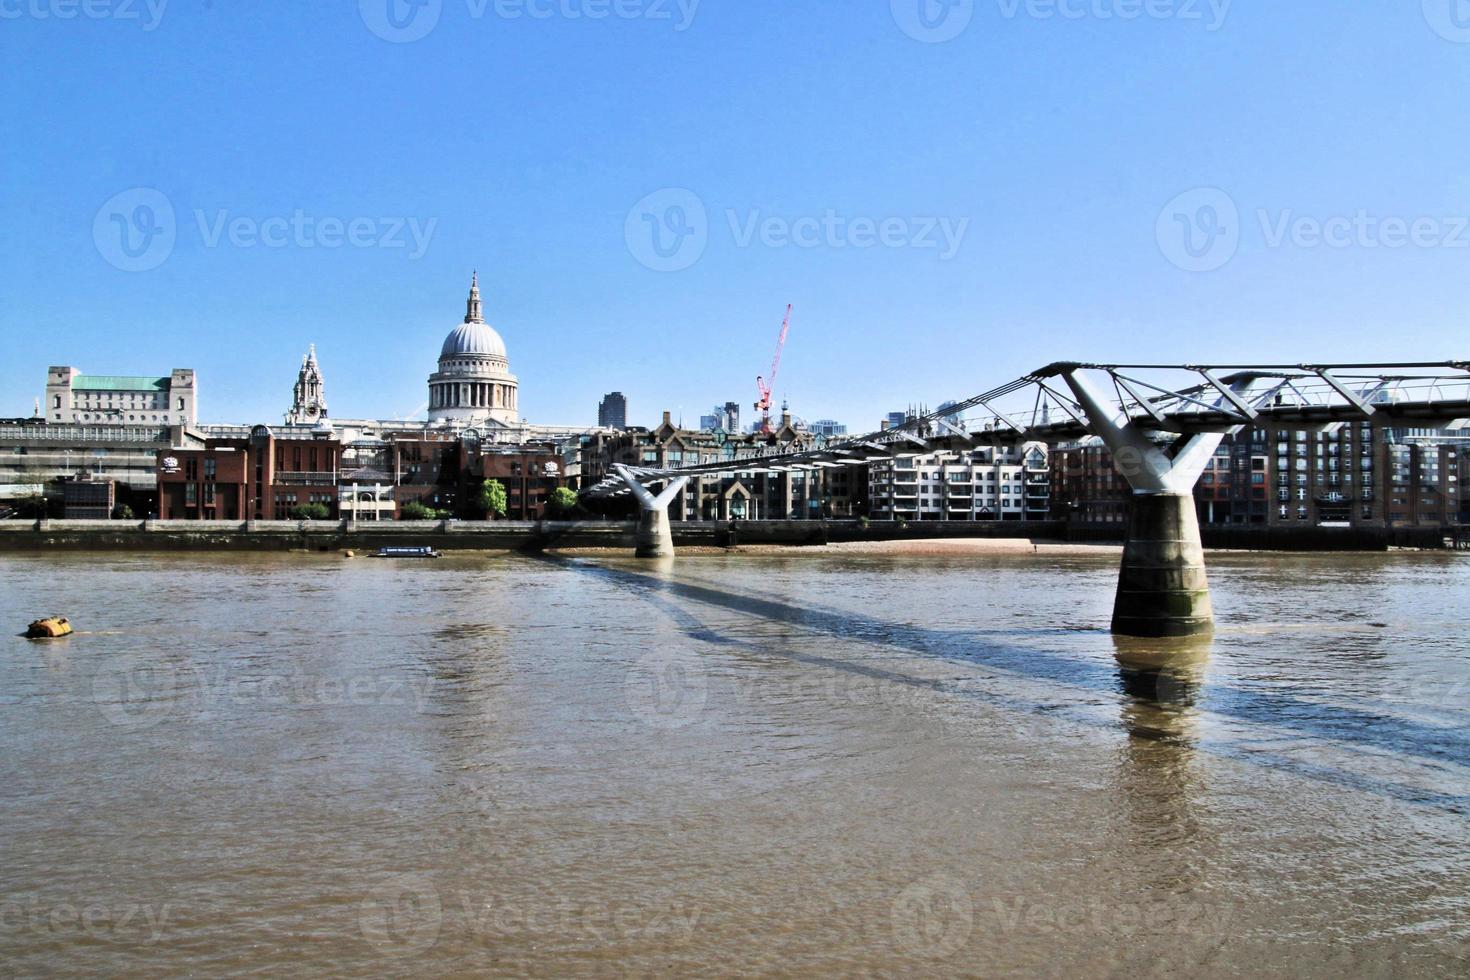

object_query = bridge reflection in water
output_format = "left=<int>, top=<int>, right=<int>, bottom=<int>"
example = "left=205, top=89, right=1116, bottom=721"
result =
left=551, top=554, right=1470, bottom=814
left=1113, top=635, right=1213, bottom=743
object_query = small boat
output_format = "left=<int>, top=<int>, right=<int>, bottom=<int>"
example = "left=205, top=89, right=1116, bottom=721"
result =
left=372, top=547, right=442, bottom=559
left=27, top=617, right=73, bottom=639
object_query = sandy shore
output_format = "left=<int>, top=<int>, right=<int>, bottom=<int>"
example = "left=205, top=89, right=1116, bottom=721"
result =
left=747, top=538, right=1122, bottom=557
left=555, top=539, right=1123, bottom=557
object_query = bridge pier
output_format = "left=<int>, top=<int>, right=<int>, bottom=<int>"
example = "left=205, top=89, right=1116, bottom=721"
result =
left=1114, top=491, right=1214, bottom=637
left=615, top=466, right=689, bottom=558
left=1063, top=371, right=1223, bottom=638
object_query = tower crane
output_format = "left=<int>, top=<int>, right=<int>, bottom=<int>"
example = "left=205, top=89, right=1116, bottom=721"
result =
left=754, top=304, right=793, bottom=434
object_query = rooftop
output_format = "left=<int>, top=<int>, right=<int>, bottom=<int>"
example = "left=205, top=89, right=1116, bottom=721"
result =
left=72, top=376, right=171, bottom=392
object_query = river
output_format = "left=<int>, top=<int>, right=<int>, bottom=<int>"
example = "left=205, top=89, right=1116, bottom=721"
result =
left=1, top=549, right=1467, bottom=976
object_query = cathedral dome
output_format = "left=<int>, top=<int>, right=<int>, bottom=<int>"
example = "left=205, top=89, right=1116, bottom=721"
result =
left=428, top=272, right=520, bottom=427
left=441, top=321, right=507, bottom=360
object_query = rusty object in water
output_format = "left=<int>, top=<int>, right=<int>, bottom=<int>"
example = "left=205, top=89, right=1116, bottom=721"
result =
left=27, top=617, right=73, bottom=639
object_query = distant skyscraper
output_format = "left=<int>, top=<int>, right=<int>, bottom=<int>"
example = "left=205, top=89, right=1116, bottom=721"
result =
left=699, top=402, right=741, bottom=432
left=938, top=401, right=962, bottom=423
left=885, top=411, right=907, bottom=429
left=811, top=419, right=848, bottom=438
left=598, top=391, right=628, bottom=429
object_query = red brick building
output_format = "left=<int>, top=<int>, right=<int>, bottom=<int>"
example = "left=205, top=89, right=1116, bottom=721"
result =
left=158, top=425, right=341, bottom=520
left=477, top=443, right=566, bottom=519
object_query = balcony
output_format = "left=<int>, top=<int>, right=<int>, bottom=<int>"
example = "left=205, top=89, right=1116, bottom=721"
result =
left=275, top=471, right=339, bottom=486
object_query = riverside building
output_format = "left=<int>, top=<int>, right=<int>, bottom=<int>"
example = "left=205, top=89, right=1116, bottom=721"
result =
left=867, top=444, right=1050, bottom=522
left=1050, top=418, right=1468, bottom=529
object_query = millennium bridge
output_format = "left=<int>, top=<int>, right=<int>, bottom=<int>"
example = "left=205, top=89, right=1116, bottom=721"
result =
left=584, top=360, right=1470, bottom=638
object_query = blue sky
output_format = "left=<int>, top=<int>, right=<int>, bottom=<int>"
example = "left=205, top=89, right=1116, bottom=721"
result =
left=2, top=1, right=1468, bottom=430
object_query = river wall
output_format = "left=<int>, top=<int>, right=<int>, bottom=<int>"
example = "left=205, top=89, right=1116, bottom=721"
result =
left=0, top=519, right=1452, bottom=552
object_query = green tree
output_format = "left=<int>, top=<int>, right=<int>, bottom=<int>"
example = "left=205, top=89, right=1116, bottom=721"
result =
left=112, top=503, right=135, bottom=520
left=478, top=480, right=508, bottom=520
left=289, top=502, right=330, bottom=521
left=400, top=501, right=435, bottom=521
left=545, top=486, right=579, bottom=518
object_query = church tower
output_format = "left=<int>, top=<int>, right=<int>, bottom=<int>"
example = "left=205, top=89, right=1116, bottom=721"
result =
left=286, top=345, right=329, bottom=425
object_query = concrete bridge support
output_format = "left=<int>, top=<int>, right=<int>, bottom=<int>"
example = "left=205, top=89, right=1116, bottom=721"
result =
left=1063, top=372, right=1224, bottom=638
left=615, top=466, right=690, bottom=559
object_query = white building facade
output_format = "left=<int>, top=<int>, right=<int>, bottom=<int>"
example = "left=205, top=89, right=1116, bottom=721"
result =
left=868, top=444, right=1050, bottom=521
left=45, top=367, right=197, bottom=427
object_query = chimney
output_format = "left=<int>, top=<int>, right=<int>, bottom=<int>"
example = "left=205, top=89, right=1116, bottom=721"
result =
left=662, top=411, right=672, bottom=426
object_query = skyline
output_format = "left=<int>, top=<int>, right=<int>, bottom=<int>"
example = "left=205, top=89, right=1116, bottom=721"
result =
left=5, top=2, right=1470, bottom=430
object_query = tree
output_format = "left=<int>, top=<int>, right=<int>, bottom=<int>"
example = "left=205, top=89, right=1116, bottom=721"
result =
left=545, top=487, right=579, bottom=518
left=478, top=479, right=508, bottom=520
left=400, top=501, right=435, bottom=521
left=112, top=503, right=135, bottom=520
left=289, top=502, right=330, bottom=521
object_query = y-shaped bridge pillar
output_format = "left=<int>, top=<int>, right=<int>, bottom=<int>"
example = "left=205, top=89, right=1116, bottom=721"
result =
left=1063, top=372, right=1223, bottom=638
left=615, top=466, right=690, bottom=558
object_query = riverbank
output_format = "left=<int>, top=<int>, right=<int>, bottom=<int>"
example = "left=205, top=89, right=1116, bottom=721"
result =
left=0, top=518, right=1454, bottom=553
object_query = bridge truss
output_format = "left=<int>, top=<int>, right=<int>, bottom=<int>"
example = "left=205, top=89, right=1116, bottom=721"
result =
left=584, top=361, right=1470, bottom=498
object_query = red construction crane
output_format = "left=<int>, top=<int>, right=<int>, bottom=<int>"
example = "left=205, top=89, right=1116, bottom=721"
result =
left=754, top=304, right=793, bottom=434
